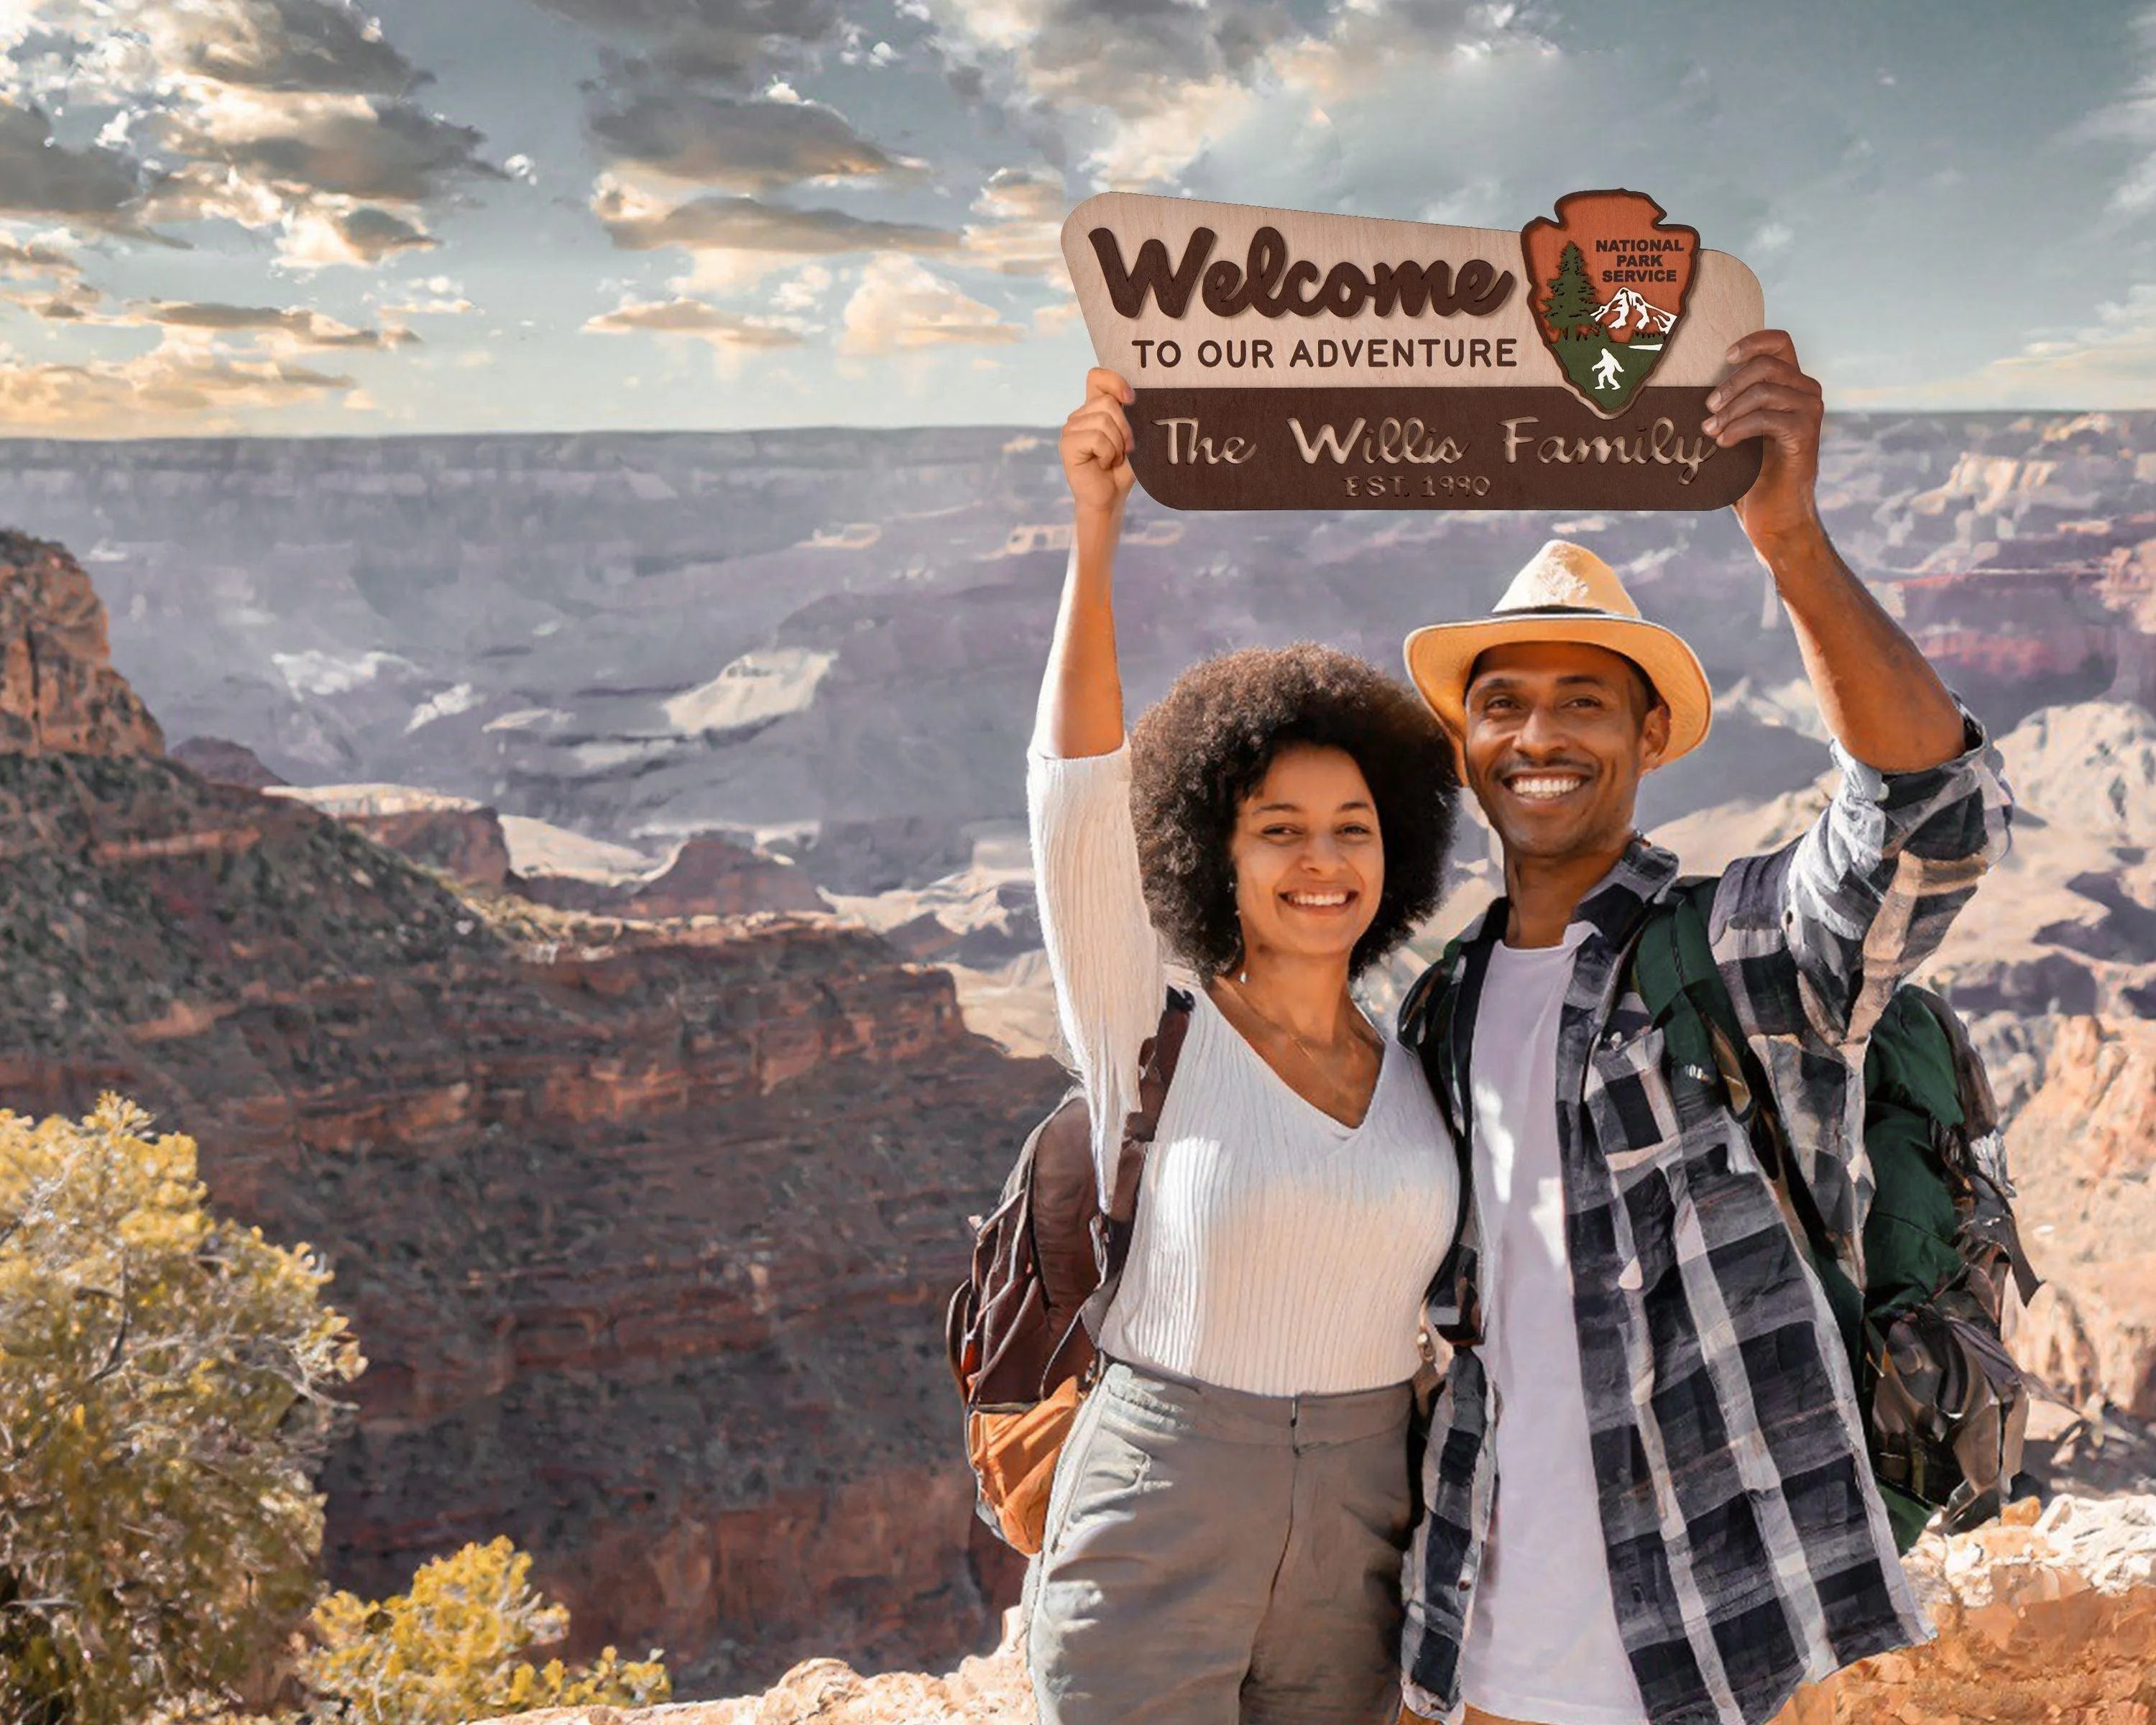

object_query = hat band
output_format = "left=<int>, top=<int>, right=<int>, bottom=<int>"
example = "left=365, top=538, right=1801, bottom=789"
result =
left=1491, top=602, right=1635, bottom=621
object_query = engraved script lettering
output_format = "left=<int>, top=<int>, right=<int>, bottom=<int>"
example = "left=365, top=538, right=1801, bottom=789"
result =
left=1499, top=415, right=1715, bottom=484
left=1158, top=419, right=1256, bottom=465
left=1089, top=225, right=1517, bottom=322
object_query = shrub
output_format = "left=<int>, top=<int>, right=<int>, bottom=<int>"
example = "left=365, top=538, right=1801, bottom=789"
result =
left=303, top=1538, right=671, bottom=1723
left=0, top=1097, right=364, bottom=1725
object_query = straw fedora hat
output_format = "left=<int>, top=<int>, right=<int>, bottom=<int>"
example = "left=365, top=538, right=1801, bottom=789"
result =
left=1404, top=539, right=1713, bottom=762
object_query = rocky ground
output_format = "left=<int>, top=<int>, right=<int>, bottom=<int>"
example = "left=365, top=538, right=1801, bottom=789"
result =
left=481, top=1496, right=2156, bottom=1725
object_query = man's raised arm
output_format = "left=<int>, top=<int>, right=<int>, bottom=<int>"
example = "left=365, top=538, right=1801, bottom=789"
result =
left=1707, top=328, right=1968, bottom=773
left=1703, top=330, right=2011, bottom=1052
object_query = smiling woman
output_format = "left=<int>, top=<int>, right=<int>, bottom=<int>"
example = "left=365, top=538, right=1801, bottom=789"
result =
left=1018, top=367, right=1466, bottom=1725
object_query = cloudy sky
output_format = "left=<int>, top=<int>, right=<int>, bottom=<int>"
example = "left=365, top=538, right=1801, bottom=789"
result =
left=0, top=0, right=2151, bottom=436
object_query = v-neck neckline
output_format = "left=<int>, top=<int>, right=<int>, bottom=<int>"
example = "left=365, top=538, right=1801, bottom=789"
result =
left=1194, top=985, right=1391, bottom=1136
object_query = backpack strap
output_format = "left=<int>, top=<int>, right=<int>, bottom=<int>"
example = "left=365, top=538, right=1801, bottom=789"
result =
left=1080, top=987, right=1196, bottom=1340
left=1632, top=879, right=1840, bottom=1268
left=1410, top=914, right=1503, bottom=1348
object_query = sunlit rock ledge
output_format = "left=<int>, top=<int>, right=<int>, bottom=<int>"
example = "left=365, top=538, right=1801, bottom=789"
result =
left=491, top=1494, right=2156, bottom=1725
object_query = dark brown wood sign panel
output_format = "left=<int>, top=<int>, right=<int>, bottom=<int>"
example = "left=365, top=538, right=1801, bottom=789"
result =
left=1127, top=385, right=1760, bottom=510
left=1063, top=190, right=1766, bottom=512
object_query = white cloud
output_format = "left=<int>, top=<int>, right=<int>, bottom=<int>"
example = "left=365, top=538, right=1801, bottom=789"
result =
left=926, top=0, right=1546, bottom=189
left=0, top=330, right=364, bottom=433
left=1843, top=284, right=2156, bottom=410
left=2086, top=7, right=2156, bottom=217
left=379, top=273, right=474, bottom=316
left=959, top=165, right=1065, bottom=275
left=584, top=292, right=806, bottom=347
left=839, top=253, right=1021, bottom=354
left=4, top=0, right=500, bottom=269
left=769, top=262, right=834, bottom=313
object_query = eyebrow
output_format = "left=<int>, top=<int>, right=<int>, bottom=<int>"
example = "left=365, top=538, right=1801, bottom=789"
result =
left=1250, top=799, right=1377, bottom=814
left=1470, top=671, right=1621, bottom=693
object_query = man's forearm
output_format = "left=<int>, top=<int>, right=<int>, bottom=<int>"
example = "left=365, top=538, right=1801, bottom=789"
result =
left=1760, top=520, right=1967, bottom=773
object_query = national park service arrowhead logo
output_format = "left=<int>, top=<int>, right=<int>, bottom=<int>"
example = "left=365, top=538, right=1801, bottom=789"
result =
left=1521, top=190, right=1698, bottom=418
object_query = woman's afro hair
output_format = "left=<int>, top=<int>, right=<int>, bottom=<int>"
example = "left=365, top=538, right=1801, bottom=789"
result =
left=1128, top=642, right=1460, bottom=978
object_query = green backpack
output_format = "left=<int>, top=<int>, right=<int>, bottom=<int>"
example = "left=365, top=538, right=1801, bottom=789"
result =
left=1632, top=878, right=2043, bottom=1550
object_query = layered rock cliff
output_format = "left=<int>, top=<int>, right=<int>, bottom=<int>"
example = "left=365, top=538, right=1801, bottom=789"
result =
left=2007, top=1016, right=2156, bottom=1450
left=0, top=534, right=1066, bottom=1692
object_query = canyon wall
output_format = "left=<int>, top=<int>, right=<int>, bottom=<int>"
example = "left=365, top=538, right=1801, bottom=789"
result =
left=0, top=534, right=1063, bottom=1693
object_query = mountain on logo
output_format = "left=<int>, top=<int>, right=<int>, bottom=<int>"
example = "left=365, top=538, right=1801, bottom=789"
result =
left=1520, top=190, right=1700, bottom=416
left=1593, top=288, right=1677, bottom=338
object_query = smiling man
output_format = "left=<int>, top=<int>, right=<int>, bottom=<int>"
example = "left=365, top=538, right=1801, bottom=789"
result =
left=1391, top=331, right=2014, bottom=1725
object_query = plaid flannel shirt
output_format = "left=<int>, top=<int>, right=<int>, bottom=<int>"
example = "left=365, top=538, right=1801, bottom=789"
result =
left=1397, top=712, right=2012, bottom=1725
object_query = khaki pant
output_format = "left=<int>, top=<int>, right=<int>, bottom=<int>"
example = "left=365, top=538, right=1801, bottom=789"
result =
left=1028, top=1361, right=1414, bottom=1725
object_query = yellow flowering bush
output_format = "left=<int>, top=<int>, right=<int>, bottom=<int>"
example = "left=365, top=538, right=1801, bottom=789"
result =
left=305, top=1537, right=671, bottom=1723
left=0, top=1097, right=364, bottom=1725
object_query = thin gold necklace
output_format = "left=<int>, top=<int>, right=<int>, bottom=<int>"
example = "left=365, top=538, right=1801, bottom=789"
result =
left=1216, top=971, right=1382, bottom=1107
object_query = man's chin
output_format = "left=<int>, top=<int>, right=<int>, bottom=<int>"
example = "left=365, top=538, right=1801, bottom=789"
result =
left=1489, top=811, right=1605, bottom=861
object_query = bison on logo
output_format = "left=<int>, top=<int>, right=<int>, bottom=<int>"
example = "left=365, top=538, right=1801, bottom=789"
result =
left=1521, top=190, right=1699, bottom=418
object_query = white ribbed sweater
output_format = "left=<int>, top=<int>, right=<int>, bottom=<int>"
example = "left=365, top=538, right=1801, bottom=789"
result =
left=1028, top=742, right=1460, bottom=1396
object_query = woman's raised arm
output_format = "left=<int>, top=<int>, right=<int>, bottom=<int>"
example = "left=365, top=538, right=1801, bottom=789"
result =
left=1033, top=367, right=1137, bottom=760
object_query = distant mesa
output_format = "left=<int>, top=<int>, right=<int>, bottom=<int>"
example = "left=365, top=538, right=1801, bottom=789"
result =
left=174, top=736, right=287, bottom=790
left=265, top=781, right=823, bottom=916
left=997, top=519, right=1180, bottom=556
left=1000, top=523, right=1072, bottom=556
left=803, top=523, right=882, bottom=551
left=784, top=814, right=977, bottom=896
left=517, top=830, right=824, bottom=920
left=268, top=783, right=514, bottom=889
left=665, top=648, right=835, bottom=736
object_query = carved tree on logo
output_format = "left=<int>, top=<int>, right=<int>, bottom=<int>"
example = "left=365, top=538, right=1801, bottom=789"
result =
left=1541, top=243, right=1598, bottom=342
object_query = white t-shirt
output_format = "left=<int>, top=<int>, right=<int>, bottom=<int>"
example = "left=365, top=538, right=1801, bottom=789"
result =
left=1460, top=932, right=1649, bottom=1725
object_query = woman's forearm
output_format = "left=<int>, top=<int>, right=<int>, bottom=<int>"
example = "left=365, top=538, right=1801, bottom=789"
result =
left=1033, top=497, right=1128, bottom=758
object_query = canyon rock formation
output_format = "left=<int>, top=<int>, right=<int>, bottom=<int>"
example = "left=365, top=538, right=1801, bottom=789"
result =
left=0, top=532, right=1065, bottom=1692
left=3, top=414, right=2144, bottom=857
left=0, top=531, right=163, bottom=758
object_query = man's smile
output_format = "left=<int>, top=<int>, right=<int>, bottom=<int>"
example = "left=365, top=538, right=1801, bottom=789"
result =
left=1496, top=764, right=1595, bottom=804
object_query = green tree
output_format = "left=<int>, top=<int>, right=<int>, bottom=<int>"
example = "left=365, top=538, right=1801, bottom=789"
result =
left=1541, top=242, right=1600, bottom=341
left=0, top=1097, right=364, bottom=1725
left=304, top=1538, right=671, bottom=1724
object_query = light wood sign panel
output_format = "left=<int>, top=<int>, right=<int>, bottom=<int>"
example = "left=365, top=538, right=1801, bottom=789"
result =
left=1060, top=189, right=1766, bottom=511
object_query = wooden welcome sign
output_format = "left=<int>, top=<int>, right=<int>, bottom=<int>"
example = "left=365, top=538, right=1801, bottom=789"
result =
left=1061, top=189, right=1765, bottom=510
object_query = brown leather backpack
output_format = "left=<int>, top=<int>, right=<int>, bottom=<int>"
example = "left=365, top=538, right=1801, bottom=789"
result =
left=945, top=990, right=1192, bottom=1552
